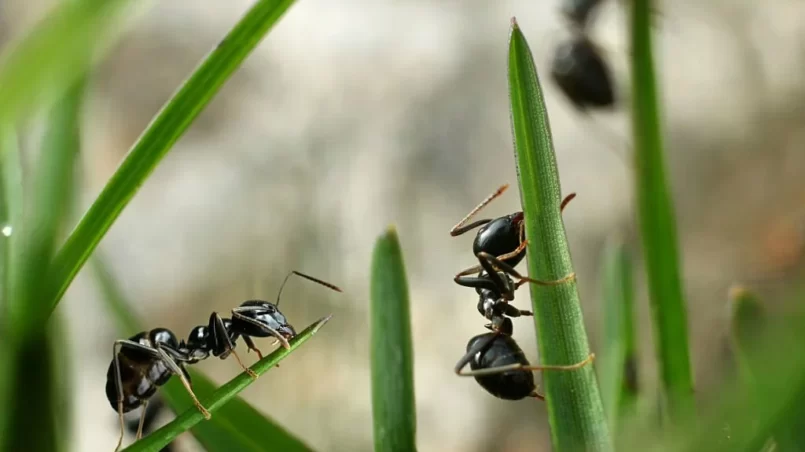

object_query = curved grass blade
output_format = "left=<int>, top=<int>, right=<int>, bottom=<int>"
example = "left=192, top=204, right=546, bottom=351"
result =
left=93, top=256, right=313, bottom=452
left=42, top=0, right=298, bottom=326
left=370, top=226, right=416, bottom=452
left=0, top=0, right=133, bottom=122
left=120, top=317, right=330, bottom=452
left=599, top=238, right=637, bottom=437
left=629, top=0, right=694, bottom=422
left=508, top=18, right=611, bottom=452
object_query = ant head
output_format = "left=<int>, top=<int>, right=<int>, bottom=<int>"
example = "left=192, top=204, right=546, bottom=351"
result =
left=234, top=300, right=296, bottom=340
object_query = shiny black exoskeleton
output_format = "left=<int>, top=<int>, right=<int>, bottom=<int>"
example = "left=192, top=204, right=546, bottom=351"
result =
left=455, top=318, right=595, bottom=401
left=451, top=184, right=577, bottom=280
left=551, top=34, right=615, bottom=111
left=107, top=270, right=341, bottom=451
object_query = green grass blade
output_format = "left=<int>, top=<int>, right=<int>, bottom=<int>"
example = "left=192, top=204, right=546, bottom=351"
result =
left=0, top=123, right=20, bottom=447
left=0, top=123, right=21, bottom=307
left=729, top=287, right=805, bottom=452
left=629, top=0, right=694, bottom=422
left=0, top=0, right=131, bottom=122
left=8, top=80, right=85, bottom=338
left=599, top=238, right=637, bottom=436
left=0, top=318, right=70, bottom=452
left=0, top=79, right=84, bottom=450
left=120, top=317, right=331, bottom=452
left=161, top=369, right=313, bottom=452
left=93, top=256, right=314, bottom=452
left=507, top=18, right=611, bottom=452
left=370, top=226, right=416, bottom=452
left=44, top=0, right=298, bottom=321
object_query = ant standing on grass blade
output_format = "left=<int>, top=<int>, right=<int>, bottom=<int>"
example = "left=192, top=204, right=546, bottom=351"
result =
left=106, top=270, right=342, bottom=452
left=450, top=184, right=593, bottom=400
left=450, top=184, right=577, bottom=326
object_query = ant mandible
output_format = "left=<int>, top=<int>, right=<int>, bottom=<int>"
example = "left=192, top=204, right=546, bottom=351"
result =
left=106, top=270, right=341, bottom=451
left=455, top=317, right=595, bottom=400
left=449, top=183, right=576, bottom=278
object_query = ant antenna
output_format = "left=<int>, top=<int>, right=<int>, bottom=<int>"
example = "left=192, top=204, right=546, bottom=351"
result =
left=275, top=270, right=342, bottom=306
left=450, top=184, right=510, bottom=236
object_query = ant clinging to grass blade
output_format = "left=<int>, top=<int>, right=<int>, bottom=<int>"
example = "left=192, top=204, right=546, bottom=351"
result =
left=106, top=270, right=341, bottom=451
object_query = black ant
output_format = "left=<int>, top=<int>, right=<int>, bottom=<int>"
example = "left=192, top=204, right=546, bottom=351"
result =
left=455, top=317, right=595, bottom=400
left=550, top=32, right=615, bottom=112
left=106, top=270, right=341, bottom=451
left=449, top=183, right=576, bottom=278
left=560, top=0, right=604, bottom=31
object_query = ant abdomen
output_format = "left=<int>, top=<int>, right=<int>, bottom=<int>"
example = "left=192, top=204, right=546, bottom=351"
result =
left=467, top=333, right=535, bottom=400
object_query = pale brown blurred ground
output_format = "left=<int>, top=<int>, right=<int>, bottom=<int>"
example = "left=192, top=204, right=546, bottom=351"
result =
left=4, top=0, right=805, bottom=450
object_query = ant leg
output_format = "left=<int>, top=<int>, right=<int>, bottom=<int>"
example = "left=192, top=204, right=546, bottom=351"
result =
left=561, top=192, right=576, bottom=212
left=457, top=353, right=596, bottom=377
left=477, top=252, right=576, bottom=289
left=230, top=310, right=292, bottom=350
left=153, top=346, right=211, bottom=420
left=500, top=303, right=533, bottom=318
left=454, top=274, right=499, bottom=292
left=454, top=334, right=498, bottom=375
left=449, top=184, right=509, bottom=236
left=136, top=400, right=148, bottom=440
left=211, top=313, right=257, bottom=380
left=241, top=336, right=264, bottom=360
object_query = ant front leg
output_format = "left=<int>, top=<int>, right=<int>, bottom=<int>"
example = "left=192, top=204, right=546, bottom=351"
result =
left=210, top=312, right=258, bottom=380
left=477, top=252, right=576, bottom=288
left=153, top=346, right=211, bottom=420
left=242, top=335, right=281, bottom=368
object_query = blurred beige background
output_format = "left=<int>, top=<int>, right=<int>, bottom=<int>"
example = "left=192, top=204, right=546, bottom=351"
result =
left=4, top=0, right=805, bottom=450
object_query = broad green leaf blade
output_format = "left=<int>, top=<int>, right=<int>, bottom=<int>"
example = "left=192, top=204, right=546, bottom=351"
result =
left=370, top=226, right=416, bottom=452
left=93, top=256, right=314, bottom=452
left=44, top=0, right=298, bottom=322
left=629, top=0, right=694, bottom=422
left=599, top=238, right=637, bottom=436
left=508, top=18, right=611, bottom=452
left=120, top=317, right=331, bottom=452
left=0, top=0, right=132, bottom=122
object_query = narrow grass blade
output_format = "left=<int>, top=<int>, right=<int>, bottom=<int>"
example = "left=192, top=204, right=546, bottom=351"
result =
left=599, top=238, right=637, bottom=436
left=0, top=317, right=70, bottom=452
left=161, top=369, right=313, bottom=452
left=730, top=286, right=805, bottom=452
left=44, top=0, right=298, bottom=322
left=93, top=256, right=314, bottom=452
left=370, top=226, right=416, bottom=452
left=8, top=80, right=86, bottom=338
left=629, top=0, right=694, bottom=422
left=508, top=18, right=611, bottom=452
left=0, top=79, right=84, bottom=450
left=0, top=0, right=132, bottom=122
left=120, top=317, right=331, bottom=452
left=0, top=123, right=20, bottom=447
left=662, top=308, right=805, bottom=452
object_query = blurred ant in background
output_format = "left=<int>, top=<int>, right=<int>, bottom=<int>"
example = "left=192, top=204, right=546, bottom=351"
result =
left=107, top=271, right=341, bottom=451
